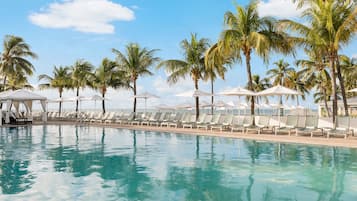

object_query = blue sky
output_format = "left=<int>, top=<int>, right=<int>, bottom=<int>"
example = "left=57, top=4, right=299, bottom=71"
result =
left=0, top=0, right=356, bottom=110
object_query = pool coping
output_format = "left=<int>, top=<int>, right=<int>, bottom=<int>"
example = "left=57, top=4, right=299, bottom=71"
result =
left=12, top=121, right=357, bottom=149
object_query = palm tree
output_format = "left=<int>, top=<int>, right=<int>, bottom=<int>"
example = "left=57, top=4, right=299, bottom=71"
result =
left=280, top=0, right=357, bottom=123
left=5, top=72, right=33, bottom=90
left=112, top=43, right=159, bottom=114
left=339, top=55, right=357, bottom=98
left=70, top=60, right=94, bottom=114
left=38, top=66, right=71, bottom=114
left=208, top=2, right=294, bottom=121
left=203, top=47, right=229, bottom=114
left=157, top=33, right=209, bottom=120
left=249, top=74, right=271, bottom=107
left=90, top=58, right=130, bottom=114
left=313, top=70, right=332, bottom=117
left=267, top=60, right=295, bottom=86
left=285, top=70, right=309, bottom=105
left=204, top=44, right=233, bottom=114
left=0, top=35, right=37, bottom=91
left=297, top=51, right=332, bottom=116
left=267, top=60, right=295, bottom=110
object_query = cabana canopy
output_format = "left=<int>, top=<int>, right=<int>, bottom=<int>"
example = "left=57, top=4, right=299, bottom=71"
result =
left=0, top=89, right=47, bottom=124
left=0, top=89, right=47, bottom=101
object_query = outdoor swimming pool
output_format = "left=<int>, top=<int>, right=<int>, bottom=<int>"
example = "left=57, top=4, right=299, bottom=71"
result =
left=0, top=125, right=356, bottom=200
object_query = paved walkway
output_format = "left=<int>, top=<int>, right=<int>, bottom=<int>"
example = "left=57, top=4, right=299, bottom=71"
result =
left=27, top=121, right=357, bottom=149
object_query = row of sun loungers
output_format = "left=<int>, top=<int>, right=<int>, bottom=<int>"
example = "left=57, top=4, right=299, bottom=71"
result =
left=45, top=111, right=355, bottom=139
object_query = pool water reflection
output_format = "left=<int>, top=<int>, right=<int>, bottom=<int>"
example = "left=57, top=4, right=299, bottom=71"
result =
left=0, top=125, right=356, bottom=200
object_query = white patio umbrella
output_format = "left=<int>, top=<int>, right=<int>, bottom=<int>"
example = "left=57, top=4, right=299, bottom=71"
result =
left=176, top=89, right=213, bottom=119
left=257, top=85, right=301, bottom=126
left=219, top=87, right=255, bottom=115
left=174, top=102, right=193, bottom=109
left=80, top=95, right=107, bottom=101
left=176, top=89, right=213, bottom=97
left=200, top=100, right=212, bottom=108
left=78, top=95, right=108, bottom=112
left=219, top=87, right=256, bottom=96
left=155, top=104, right=175, bottom=110
left=47, top=97, right=76, bottom=114
left=133, top=92, right=160, bottom=113
left=47, top=97, right=77, bottom=103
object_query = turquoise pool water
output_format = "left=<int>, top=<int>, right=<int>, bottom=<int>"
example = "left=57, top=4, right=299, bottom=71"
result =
left=0, top=125, right=356, bottom=201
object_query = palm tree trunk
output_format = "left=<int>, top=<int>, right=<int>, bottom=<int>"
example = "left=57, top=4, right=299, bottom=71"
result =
left=336, top=55, right=349, bottom=116
left=296, top=96, right=299, bottom=106
left=0, top=76, right=7, bottom=109
left=2, top=75, right=7, bottom=92
left=59, top=89, right=63, bottom=115
left=210, top=78, right=214, bottom=115
left=330, top=54, right=338, bottom=128
left=102, top=91, right=105, bottom=114
left=245, top=50, right=255, bottom=125
left=133, top=80, right=137, bottom=113
left=323, top=89, right=331, bottom=117
left=194, top=79, right=199, bottom=121
left=75, top=87, right=79, bottom=113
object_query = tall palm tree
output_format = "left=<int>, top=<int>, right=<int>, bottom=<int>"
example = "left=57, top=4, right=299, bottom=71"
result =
left=113, top=43, right=159, bottom=114
left=208, top=2, right=294, bottom=121
left=313, top=70, right=332, bottom=117
left=38, top=66, right=71, bottom=114
left=204, top=44, right=233, bottom=114
left=203, top=66, right=226, bottom=114
left=296, top=49, right=332, bottom=116
left=280, top=0, right=357, bottom=123
left=157, top=33, right=209, bottom=120
left=70, top=60, right=94, bottom=114
left=0, top=35, right=37, bottom=91
left=90, top=58, right=130, bottom=114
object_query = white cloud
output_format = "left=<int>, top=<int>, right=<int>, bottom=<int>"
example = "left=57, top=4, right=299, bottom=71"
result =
left=352, top=54, right=357, bottom=59
left=258, top=0, right=305, bottom=18
left=153, top=76, right=193, bottom=94
left=29, top=0, right=135, bottom=34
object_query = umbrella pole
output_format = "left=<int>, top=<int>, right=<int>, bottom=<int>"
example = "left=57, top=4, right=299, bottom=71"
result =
left=145, top=98, right=147, bottom=114
left=237, top=97, right=240, bottom=116
left=279, top=95, right=282, bottom=127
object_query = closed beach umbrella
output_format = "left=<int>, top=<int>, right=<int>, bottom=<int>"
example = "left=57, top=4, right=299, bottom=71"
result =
left=133, top=92, right=160, bottom=113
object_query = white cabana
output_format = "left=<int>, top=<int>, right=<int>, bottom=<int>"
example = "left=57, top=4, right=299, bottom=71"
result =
left=0, top=89, right=47, bottom=125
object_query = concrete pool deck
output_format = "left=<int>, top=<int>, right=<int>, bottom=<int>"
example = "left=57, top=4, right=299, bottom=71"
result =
left=24, top=120, right=357, bottom=149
